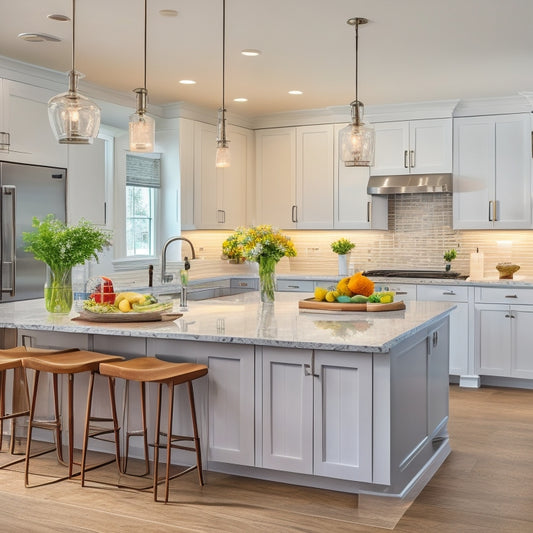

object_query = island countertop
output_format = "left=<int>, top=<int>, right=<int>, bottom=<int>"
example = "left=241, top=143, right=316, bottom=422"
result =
left=0, top=292, right=454, bottom=353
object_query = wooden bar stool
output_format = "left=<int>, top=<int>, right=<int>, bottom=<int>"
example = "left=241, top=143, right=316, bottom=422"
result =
left=89, top=357, right=208, bottom=503
left=22, top=349, right=124, bottom=487
left=0, top=347, right=78, bottom=468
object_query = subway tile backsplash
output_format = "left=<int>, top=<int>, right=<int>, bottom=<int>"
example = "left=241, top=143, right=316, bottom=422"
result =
left=184, top=193, right=533, bottom=278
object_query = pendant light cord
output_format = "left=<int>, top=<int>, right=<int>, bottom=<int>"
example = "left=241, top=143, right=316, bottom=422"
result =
left=71, top=0, right=76, bottom=73
left=354, top=18, right=359, bottom=104
left=143, top=0, right=147, bottom=91
left=222, top=0, right=226, bottom=112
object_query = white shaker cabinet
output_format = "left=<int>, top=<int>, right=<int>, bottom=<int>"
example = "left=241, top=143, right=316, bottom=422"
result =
left=371, top=119, right=452, bottom=176
left=295, top=124, right=334, bottom=229
left=333, top=124, right=388, bottom=230
left=255, top=127, right=296, bottom=228
left=475, top=288, right=533, bottom=379
left=260, top=346, right=372, bottom=482
left=417, top=285, right=470, bottom=376
left=1, top=79, right=67, bottom=168
left=453, top=114, right=531, bottom=229
left=180, top=119, right=250, bottom=230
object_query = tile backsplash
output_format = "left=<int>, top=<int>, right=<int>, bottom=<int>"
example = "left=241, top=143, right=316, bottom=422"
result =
left=183, top=193, right=533, bottom=279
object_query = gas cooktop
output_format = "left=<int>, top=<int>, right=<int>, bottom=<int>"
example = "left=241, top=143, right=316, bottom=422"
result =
left=362, top=269, right=468, bottom=280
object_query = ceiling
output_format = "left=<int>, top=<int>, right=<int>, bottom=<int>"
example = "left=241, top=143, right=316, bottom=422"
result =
left=1, top=0, right=533, bottom=118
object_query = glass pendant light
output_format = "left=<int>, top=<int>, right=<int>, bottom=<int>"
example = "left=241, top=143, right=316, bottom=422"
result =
left=48, top=0, right=101, bottom=144
left=129, top=0, right=155, bottom=152
left=339, top=17, right=375, bottom=167
left=215, top=0, right=230, bottom=168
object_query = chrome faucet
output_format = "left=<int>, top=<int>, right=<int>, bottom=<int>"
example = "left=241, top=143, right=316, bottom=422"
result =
left=160, top=236, right=196, bottom=283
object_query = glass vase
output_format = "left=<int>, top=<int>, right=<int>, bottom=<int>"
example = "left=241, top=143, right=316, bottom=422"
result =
left=44, top=265, right=73, bottom=314
left=258, top=256, right=277, bottom=303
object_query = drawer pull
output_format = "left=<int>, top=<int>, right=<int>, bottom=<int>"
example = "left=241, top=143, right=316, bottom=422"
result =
left=442, top=291, right=456, bottom=296
left=504, top=294, right=518, bottom=299
left=287, top=285, right=300, bottom=288
left=395, top=291, right=408, bottom=295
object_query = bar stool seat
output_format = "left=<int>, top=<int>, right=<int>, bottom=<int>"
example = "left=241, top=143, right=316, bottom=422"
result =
left=0, top=347, right=78, bottom=467
left=22, top=349, right=124, bottom=487
left=90, top=357, right=208, bottom=502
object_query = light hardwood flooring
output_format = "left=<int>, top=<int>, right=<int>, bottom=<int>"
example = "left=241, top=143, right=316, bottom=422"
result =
left=0, top=384, right=532, bottom=532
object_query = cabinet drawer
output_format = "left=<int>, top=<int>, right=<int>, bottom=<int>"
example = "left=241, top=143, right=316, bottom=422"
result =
left=373, top=282, right=417, bottom=301
left=277, top=279, right=315, bottom=292
left=475, top=286, right=533, bottom=304
left=230, top=278, right=258, bottom=289
left=417, top=285, right=469, bottom=302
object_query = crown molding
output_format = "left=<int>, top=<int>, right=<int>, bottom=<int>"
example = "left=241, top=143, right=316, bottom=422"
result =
left=453, top=95, right=532, bottom=117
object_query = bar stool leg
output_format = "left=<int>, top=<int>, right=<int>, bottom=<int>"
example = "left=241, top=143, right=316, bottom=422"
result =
left=0, top=370, right=5, bottom=451
left=24, top=370, right=40, bottom=487
left=81, top=371, right=95, bottom=486
left=52, top=373, right=64, bottom=464
left=165, top=383, right=175, bottom=503
left=153, top=383, right=163, bottom=502
left=67, top=373, right=75, bottom=479
left=123, top=382, right=149, bottom=476
left=188, top=381, right=204, bottom=486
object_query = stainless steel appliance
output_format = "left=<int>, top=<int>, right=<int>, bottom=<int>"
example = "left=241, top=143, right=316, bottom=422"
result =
left=363, top=269, right=468, bottom=279
left=1, top=161, right=66, bottom=302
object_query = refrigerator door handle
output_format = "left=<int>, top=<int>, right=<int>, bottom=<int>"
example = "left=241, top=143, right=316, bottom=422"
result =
left=1, top=185, right=16, bottom=297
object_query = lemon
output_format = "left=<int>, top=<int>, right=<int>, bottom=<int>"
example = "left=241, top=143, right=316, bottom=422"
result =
left=326, top=291, right=337, bottom=302
left=118, top=299, right=131, bottom=312
left=380, top=294, right=393, bottom=304
left=314, top=287, right=328, bottom=301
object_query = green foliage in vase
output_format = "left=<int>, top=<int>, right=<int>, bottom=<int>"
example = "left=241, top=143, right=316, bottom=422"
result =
left=22, top=214, right=112, bottom=271
left=443, top=248, right=457, bottom=262
left=330, top=238, right=355, bottom=255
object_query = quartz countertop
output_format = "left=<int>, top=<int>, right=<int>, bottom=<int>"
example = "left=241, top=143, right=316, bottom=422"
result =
left=0, top=292, right=454, bottom=353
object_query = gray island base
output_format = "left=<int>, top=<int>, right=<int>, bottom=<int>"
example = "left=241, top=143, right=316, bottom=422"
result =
left=0, top=292, right=454, bottom=499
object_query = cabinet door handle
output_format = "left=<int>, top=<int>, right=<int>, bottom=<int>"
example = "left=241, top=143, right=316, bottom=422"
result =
left=291, top=205, right=298, bottom=223
left=367, top=201, right=371, bottom=223
left=396, top=291, right=408, bottom=295
left=410, top=150, right=415, bottom=168
left=217, top=209, right=225, bottom=223
left=488, top=200, right=496, bottom=222
left=442, top=291, right=456, bottom=296
left=505, top=294, right=518, bottom=299
left=505, top=314, right=516, bottom=319
left=432, top=331, right=439, bottom=348
left=404, top=150, right=409, bottom=168
left=303, top=363, right=319, bottom=378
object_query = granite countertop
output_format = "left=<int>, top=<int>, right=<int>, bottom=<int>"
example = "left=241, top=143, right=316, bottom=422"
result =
left=0, top=292, right=454, bottom=353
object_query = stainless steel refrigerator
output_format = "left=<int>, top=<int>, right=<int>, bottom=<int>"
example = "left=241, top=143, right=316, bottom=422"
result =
left=1, top=161, right=66, bottom=302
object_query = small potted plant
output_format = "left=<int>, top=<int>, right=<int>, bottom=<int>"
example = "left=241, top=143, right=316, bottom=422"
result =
left=443, top=248, right=457, bottom=271
left=331, top=238, right=355, bottom=276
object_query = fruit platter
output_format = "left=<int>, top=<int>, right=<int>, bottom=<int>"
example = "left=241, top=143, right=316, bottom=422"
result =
left=298, top=272, right=406, bottom=313
left=75, top=278, right=181, bottom=322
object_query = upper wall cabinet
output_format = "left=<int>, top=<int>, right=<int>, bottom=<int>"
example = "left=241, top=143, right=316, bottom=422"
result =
left=255, top=127, right=296, bottom=229
left=333, top=124, right=388, bottom=230
left=181, top=120, right=251, bottom=230
left=256, top=125, right=387, bottom=230
left=453, top=114, right=532, bottom=230
left=370, top=118, right=452, bottom=176
left=0, top=79, right=67, bottom=168
left=67, top=135, right=111, bottom=227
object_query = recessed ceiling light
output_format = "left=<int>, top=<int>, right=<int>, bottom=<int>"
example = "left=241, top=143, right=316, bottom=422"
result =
left=179, top=80, right=196, bottom=85
left=18, top=33, right=62, bottom=43
left=233, top=97, right=248, bottom=102
left=159, top=9, right=178, bottom=17
left=47, top=14, right=70, bottom=22
left=241, top=49, right=262, bottom=57
left=288, top=90, right=303, bottom=95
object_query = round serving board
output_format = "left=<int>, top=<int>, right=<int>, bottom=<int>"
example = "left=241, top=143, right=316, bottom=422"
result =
left=298, top=298, right=405, bottom=313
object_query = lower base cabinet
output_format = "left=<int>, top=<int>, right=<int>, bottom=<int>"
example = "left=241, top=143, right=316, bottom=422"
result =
left=475, top=304, right=533, bottom=379
left=260, top=346, right=372, bottom=482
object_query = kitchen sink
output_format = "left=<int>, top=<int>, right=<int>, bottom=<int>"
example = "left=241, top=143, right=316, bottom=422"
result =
left=156, top=286, right=254, bottom=301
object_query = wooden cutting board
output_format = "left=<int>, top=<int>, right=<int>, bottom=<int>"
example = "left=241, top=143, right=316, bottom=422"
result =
left=298, top=298, right=405, bottom=312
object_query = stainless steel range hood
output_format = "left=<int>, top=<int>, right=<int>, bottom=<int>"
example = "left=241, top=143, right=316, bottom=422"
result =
left=367, top=173, right=453, bottom=194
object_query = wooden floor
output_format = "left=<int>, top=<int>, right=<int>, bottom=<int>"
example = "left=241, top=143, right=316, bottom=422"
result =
left=0, top=384, right=532, bottom=532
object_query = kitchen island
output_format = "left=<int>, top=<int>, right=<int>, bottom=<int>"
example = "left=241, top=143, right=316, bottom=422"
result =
left=0, top=292, right=454, bottom=499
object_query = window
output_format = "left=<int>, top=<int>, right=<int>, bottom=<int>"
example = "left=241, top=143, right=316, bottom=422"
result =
left=125, top=153, right=161, bottom=257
